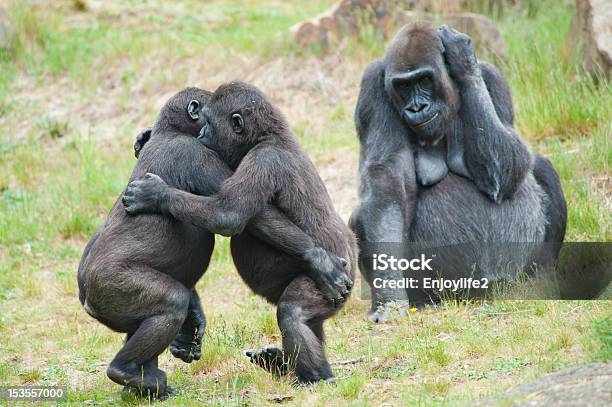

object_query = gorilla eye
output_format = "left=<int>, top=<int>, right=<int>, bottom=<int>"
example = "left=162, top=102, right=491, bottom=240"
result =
left=421, top=76, right=433, bottom=88
left=231, top=113, right=244, bottom=134
left=187, top=100, right=200, bottom=121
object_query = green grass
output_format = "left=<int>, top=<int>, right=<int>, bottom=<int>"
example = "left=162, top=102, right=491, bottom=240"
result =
left=591, top=316, right=612, bottom=362
left=501, top=4, right=612, bottom=141
left=0, top=0, right=610, bottom=406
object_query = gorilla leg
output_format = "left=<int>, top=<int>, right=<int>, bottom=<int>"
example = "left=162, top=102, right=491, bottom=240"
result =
left=531, top=154, right=567, bottom=266
left=88, top=266, right=190, bottom=398
left=532, top=155, right=567, bottom=244
left=279, top=276, right=333, bottom=383
left=120, top=339, right=170, bottom=397
left=170, top=288, right=206, bottom=363
left=77, top=229, right=101, bottom=306
left=349, top=150, right=416, bottom=321
left=248, top=276, right=334, bottom=383
left=277, top=277, right=335, bottom=383
left=411, top=174, right=547, bottom=284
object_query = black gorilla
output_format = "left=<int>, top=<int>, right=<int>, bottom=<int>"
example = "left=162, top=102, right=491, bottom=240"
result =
left=122, top=82, right=357, bottom=384
left=78, top=88, right=350, bottom=398
left=349, top=24, right=567, bottom=322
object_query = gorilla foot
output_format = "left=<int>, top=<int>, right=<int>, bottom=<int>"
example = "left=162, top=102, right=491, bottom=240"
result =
left=367, top=300, right=412, bottom=323
left=170, top=332, right=201, bottom=363
left=122, top=385, right=176, bottom=401
left=107, top=362, right=168, bottom=400
left=246, top=347, right=288, bottom=376
left=367, top=300, right=435, bottom=322
left=247, top=348, right=334, bottom=384
left=295, top=368, right=334, bottom=384
left=367, top=300, right=425, bottom=324
left=367, top=308, right=393, bottom=324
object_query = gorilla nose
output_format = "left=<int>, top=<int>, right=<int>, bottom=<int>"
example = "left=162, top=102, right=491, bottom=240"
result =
left=407, top=102, right=428, bottom=113
left=404, top=102, right=431, bottom=125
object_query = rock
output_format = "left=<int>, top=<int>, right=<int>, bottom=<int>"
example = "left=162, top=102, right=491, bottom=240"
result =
left=476, top=362, right=612, bottom=406
left=394, top=10, right=433, bottom=27
left=394, top=11, right=507, bottom=60
left=570, top=0, right=612, bottom=76
left=292, top=20, right=327, bottom=48
left=0, top=6, right=13, bottom=52
left=404, top=0, right=469, bottom=14
left=399, top=0, right=528, bottom=15
left=72, top=0, right=90, bottom=12
left=443, top=12, right=507, bottom=60
left=290, top=1, right=507, bottom=60
left=291, top=0, right=400, bottom=48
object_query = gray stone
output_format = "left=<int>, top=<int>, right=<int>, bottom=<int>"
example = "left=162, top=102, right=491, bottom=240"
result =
left=477, top=362, right=612, bottom=406
left=290, top=1, right=507, bottom=60
left=570, top=0, right=612, bottom=76
left=291, top=0, right=397, bottom=48
left=443, top=12, right=507, bottom=60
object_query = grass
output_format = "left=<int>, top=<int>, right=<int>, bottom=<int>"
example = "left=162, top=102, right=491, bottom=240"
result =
left=0, top=0, right=610, bottom=405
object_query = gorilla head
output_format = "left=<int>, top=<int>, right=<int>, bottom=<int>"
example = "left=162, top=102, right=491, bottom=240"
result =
left=154, top=87, right=211, bottom=137
left=197, top=81, right=288, bottom=168
left=384, top=23, right=460, bottom=146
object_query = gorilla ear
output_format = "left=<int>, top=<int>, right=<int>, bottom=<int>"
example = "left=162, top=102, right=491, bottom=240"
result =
left=231, top=113, right=244, bottom=134
left=187, top=100, right=200, bottom=121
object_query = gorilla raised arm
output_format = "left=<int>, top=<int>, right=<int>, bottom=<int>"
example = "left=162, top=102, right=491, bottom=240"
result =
left=385, top=25, right=532, bottom=202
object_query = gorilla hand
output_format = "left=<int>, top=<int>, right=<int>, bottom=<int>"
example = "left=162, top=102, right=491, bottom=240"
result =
left=438, top=25, right=479, bottom=82
left=122, top=173, right=171, bottom=215
left=304, top=247, right=352, bottom=307
left=134, top=128, right=152, bottom=158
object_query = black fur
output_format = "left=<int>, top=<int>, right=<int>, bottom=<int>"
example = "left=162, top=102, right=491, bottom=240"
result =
left=349, top=24, right=567, bottom=322
left=122, top=82, right=358, bottom=383
left=78, top=88, right=350, bottom=397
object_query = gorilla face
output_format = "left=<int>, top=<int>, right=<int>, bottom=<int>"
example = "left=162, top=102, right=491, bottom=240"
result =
left=197, top=81, right=285, bottom=168
left=197, top=110, right=245, bottom=159
left=384, top=24, right=460, bottom=146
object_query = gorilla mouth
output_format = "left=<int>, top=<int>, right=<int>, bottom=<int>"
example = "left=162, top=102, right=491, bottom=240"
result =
left=197, top=125, right=209, bottom=145
left=415, top=112, right=439, bottom=128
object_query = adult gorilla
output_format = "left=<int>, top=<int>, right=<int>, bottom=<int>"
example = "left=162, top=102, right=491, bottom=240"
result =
left=349, top=24, right=567, bottom=322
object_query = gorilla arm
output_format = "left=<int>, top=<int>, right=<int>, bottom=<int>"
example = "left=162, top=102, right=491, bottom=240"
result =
left=147, top=146, right=278, bottom=237
left=349, top=60, right=418, bottom=314
left=352, top=60, right=418, bottom=243
left=440, top=26, right=532, bottom=203
left=123, top=146, right=350, bottom=303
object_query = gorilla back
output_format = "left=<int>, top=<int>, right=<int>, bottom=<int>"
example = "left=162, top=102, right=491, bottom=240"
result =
left=78, top=137, right=215, bottom=298
left=77, top=88, right=217, bottom=399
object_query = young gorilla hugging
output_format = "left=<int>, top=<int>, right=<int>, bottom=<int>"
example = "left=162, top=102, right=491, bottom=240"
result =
left=78, top=88, right=351, bottom=399
left=122, top=82, right=358, bottom=384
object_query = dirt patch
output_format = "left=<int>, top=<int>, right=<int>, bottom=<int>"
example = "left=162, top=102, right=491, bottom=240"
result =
left=318, top=150, right=359, bottom=222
